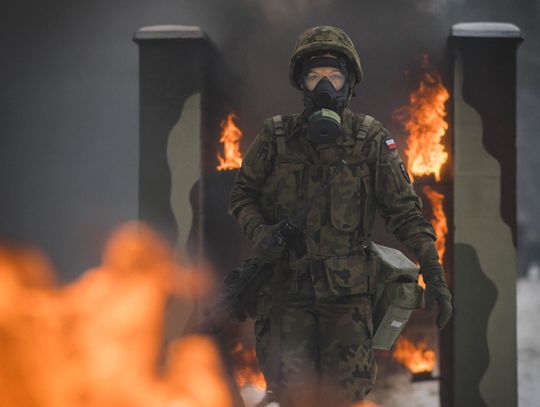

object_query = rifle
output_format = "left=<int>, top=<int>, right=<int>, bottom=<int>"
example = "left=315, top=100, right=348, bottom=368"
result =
left=195, top=159, right=349, bottom=335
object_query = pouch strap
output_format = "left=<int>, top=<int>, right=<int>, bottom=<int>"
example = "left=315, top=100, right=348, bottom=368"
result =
left=352, top=114, right=375, bottom=252
left=356, top=114, right=375, bottom=141
left=272, top=115, right=287, bottom=158
left=352, top=114, right=374, bottom=158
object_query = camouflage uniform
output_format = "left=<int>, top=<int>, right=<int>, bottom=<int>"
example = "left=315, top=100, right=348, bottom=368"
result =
left=228, top=26, right=436, bottom=406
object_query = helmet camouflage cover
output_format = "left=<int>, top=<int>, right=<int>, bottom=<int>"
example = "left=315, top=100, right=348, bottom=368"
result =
left=289, top=26, right=364, bottom=90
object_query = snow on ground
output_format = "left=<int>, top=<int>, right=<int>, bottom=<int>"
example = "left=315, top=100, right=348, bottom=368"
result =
left=518, top=269, right=540, bottom=407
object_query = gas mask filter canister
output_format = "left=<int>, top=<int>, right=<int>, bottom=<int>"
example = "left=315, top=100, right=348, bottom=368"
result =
left=307, top=108, right=342, bottom=145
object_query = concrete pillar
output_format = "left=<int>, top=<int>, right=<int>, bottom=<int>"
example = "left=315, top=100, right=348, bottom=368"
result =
left=133, top=26, right=250, bottom=337
left=447, top=22, right=522, bottom=407
left=133, top=25, right=245, bottom=265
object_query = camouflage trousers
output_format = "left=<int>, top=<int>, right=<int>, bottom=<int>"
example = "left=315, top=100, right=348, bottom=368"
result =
left=255, top=271, right=377, bottom=407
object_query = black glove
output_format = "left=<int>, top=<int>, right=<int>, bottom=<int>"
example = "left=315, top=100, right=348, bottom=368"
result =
left=251, top=223, right=286, bottom=263
left=403, top=233, right=452, bottom=330
left=421, top=263, right=452, bottom=330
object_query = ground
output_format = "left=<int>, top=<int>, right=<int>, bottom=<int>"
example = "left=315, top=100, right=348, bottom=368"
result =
left=517, top=268, right=540, bottom=407
left=240, top=270, right=540, bottom=406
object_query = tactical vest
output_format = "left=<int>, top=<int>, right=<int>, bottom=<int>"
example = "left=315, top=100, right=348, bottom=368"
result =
left=260, top=112, right=378, bottom=297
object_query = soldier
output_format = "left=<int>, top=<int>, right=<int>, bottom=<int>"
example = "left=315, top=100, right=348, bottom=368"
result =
left=228, top=26, right=452, bottom=406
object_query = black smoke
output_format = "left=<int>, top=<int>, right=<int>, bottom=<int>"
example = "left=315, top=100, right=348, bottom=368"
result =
left=1, top=0, right=538, bottom=279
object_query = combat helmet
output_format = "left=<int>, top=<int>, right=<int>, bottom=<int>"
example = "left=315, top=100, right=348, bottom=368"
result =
left=289, top=26, right=364, bottom=90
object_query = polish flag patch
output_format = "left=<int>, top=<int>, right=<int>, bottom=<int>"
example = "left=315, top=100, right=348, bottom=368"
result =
left=385, top=138, right=397, bottom=150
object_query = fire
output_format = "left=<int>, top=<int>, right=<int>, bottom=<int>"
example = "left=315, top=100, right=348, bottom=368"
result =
left=352, top=402, right=380, bottom=407
left=415, top=181, right=447, bottom=286
left=392, top=336, right=436, bottom=374
left=418, top=273, right=426, bottom=289
left=216, top=113, right=243, bottom=171
left=0, top=222, right=232, bottom=407
left=394, top=55, right=449, bottom=182
left=424, top=185, right=448, bottom=263
left=230, top=342, right=267, bottom=391
left=394, top=56, right=450, bottom=287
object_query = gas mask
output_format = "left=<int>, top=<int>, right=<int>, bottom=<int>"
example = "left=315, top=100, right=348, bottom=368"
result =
left=301, top=55, right=351, bottom=145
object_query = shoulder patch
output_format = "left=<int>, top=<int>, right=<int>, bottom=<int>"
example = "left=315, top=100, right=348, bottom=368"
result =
left=384, top=138, right=397, bottom=150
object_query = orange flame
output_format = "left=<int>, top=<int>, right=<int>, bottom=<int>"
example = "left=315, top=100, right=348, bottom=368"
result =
left=352, top=401, right=381, bottom=407
left=216, top=113, right=243, bottom=171
left=395, top=56, right=450, bottom=288
left=418, top=273, right=426, bottom=289
left=230, top=342, right=267, bottom=391
left=0, top=222, right=232, bottom=407
left=394, top=55, right=449, bottom=182
left=392, top=336, right=436, bottom=374
left=424, top=185, right=448, bottom=264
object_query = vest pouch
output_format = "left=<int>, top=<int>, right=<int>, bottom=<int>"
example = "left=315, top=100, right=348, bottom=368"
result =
left=372, top=281, right=423, bottom=350
left=330, top=166, right=362, bottom=232
left=323, top=255, right=372, bottom=296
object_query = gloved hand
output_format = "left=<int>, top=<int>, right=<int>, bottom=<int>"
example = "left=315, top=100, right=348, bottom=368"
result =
left=421, top=263, right=452, bottom=330
left=251, top=222, right=286, bottom=263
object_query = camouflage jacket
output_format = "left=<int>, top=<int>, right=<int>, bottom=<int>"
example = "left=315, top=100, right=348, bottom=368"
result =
left=228, top=108, right=436, bottom=295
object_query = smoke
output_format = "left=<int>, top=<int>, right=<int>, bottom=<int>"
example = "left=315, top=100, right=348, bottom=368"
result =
left=242, top=0, right=332, bottom=27
left=206, top=0, right=540, bottom=264
left=1, top=0, right=538, bottom=275
left=411, top=0, right=450, bottom=14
